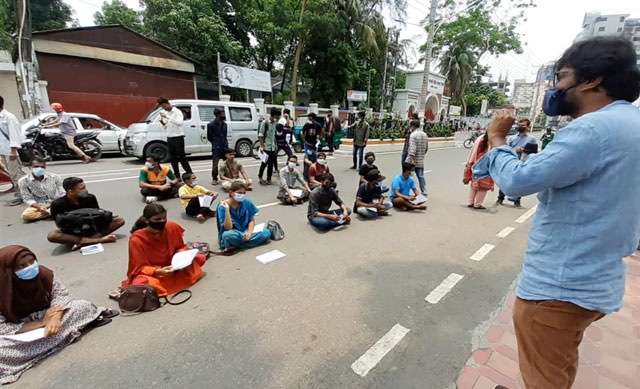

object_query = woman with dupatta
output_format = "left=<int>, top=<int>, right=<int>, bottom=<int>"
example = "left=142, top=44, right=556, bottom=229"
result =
left=463, top=133, right=495, bottom=209
left=0, top=246, right=116, bottom=385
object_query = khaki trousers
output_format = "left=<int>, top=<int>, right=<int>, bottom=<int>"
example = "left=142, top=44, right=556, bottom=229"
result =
left=513, top=297, right=604, bottom=389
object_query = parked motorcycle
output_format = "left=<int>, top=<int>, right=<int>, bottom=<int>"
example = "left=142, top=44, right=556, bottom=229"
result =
left=19, top=124, right=103, bottom=163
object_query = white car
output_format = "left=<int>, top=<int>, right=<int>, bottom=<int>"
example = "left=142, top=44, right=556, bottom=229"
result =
left=21, top=113, right=127, bottom=154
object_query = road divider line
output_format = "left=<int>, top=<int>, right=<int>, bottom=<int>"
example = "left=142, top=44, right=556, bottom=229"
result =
left=425, top=273, right=464, bottom=304
left=515, top=205, right=537, bottom=224
left=496, top=227, right=515, bottom=238
left=257, top=202, right=280, bottom=209
left=469, top=244, right=495, bottom=261
left=351, top=324, right=410, bottom=377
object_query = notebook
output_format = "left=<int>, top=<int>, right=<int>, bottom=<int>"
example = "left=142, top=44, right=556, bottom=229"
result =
left=171, top=249, right=199, bottom=271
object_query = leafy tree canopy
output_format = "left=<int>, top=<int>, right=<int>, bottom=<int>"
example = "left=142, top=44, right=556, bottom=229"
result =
left=94, top=0, right=143, bottom=32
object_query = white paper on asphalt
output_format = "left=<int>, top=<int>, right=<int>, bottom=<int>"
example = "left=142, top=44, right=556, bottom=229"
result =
left=425, top=273, right=464, bottom=304
left=290, top=189, right=303, bottom=198
left=80, top=244, right=104, bottom=255
left=351, top=324, right=410, bottom=377
left=1, top=328, right=46, bottom=342
left=256, top=250, right=286, bottom=264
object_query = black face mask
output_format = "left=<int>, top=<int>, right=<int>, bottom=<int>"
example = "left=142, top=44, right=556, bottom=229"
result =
left=148, top=220, right=167, bottom=231
left=77, top=190, right=90, bottom=199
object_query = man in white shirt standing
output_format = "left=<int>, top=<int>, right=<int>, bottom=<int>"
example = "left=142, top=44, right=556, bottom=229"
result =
left=0, top=95, right=26, bottom=206
left=157, top=97, right=192, bottom=178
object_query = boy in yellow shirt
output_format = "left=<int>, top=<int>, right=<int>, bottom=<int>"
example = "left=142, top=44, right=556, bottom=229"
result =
left=179, top=172, right=218, bottom=221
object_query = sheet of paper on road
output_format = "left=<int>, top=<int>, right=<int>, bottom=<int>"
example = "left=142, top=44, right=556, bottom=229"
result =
left=171, top=249, right=199, bottom=271
left=0, top=328, right=46, bottom=342
left=257, top=150, right=269, bottom=164
left=256, top=250, right=286, bottom=264
left=290, top=189, right=303, bottom=198
left=80, top=244, right=104, bottom=255
left=199, top=195, right=214, bottom=208
left=366, top=207, right=378, bottom=212
left=251, top=222, right=265, bottom=234
left=410, top=194, right=427, bottom=205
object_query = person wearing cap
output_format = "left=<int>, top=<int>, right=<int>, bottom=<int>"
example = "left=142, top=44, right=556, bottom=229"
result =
left=355, top=169, right=392, bottom=218
left=219, top=149, right=252, bottom=192
left=43, top=103, right=90, bottom=163
left=359, top=152, right=389, bottom=194
left=277, top=155, right=311, bottom=205
left=207, top=108, right=228, bottom=185
left=308, top=152, right=330, bottom=189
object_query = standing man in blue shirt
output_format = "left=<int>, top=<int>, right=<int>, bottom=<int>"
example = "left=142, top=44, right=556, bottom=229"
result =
left=474, top=37, right=640, bottom=388
left=495, top=118, right=537, bottom=208
left=207, top=108, right=228, bottom=185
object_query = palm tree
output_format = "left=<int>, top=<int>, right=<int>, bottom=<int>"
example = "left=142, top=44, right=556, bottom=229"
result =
left=439, top=43, right=475, bottom=116
left=336, top=0, right=385, bottom=51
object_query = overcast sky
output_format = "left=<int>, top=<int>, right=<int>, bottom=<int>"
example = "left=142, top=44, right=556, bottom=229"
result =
left=67, top=0, right=640, bottom=94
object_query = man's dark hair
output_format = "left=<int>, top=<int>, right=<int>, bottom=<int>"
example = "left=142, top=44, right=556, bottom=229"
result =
left=288, top=154, right=298, bottom=162
left=214, top=108, right=223, bottom=116
left=308, top=112, right=317, bottom=120
left=271, top=107, right=282, bottom=117
left=147, top=153, right=162, bottom=163
left=357, top=111, right=365, bottom=118
left=410, top=120, right=420, bottom=128
left=318, top=152, right=326, bottom=159
left=556, top=36, right=640, bottom=102
left=230, top=181, right=246, bottom=192
left=411, top=113, right=419, bottom=120
left=322, top=172, right=335, bottom=183
left=518, top=118, right=531, bottom=126
left=31, top=157, right=46, bottom=166
left=402, top=162, right=415, bottom=173
left=182, top=172, right=195, bottom=182
left=283, top=108, right=290, bottom=115
left=157, top=97, right=170, bottom=105
left=276, top=123, right=285, bottom=132
left=365, top=151, right=375, bottom=160
left=0, top=95, right=4, bottom=109
left=63, top=177, right=83, bottom=192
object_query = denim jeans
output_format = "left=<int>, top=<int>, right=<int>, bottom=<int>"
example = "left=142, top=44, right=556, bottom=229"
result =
left=401, top=150, right=408, bottom=168
left=415, top=167, right=427, bottom=195
left=498, top=189, right=521, bottom=204
left=220, top=229, right=271, bottom=250
left=353, top=145, right=365, bottom=168
left=355, top=201, right=392, bottom=218
left=309, top=208, right=352, bottom=230
left=379, top=184, right=390, bottom=194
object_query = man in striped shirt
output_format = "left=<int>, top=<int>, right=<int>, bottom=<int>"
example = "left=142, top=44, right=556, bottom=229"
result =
left=405, top=120, right=428, bottom=196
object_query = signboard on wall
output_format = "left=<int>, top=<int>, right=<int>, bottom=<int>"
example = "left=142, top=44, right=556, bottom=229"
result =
left=347, top=90, right=368, bottom=102
left=449, top=105, right=462, bottom=116
left=219, top=62, right=272, bottom=92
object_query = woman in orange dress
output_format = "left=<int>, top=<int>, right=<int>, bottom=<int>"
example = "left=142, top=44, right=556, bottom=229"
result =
left=463, top=133, right=495, bottom=209
left=122, top=203, right=206, bottom=296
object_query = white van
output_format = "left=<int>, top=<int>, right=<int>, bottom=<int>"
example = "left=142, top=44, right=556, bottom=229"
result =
left=123, top=99, right=259, bottom=159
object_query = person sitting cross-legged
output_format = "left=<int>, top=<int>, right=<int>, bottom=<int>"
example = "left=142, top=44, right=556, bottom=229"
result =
left=391, top=162, right=427, bottom=211
left=48, top=177, right=125, bottom=250
left=216, top=181, right=271, bottom=254
left=307, top=173, right=351, bottom=230
left=359, top=152, right=389, bottom=194
left=355, top=169, right=392, bottom=219
left=219, top=148, right=252, bottom=192
left=308, top=152, right=330, bottom=190
left=178, top=172, right=218, bottom=222
left=277, top=155, right=311, bottom=205
left=18, top=158, right=64, bottom=222
left=139, top=154, right=180, bottom=203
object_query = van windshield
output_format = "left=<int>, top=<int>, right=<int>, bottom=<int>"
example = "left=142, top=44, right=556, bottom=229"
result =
left=141, top=105, right=161, bottom=123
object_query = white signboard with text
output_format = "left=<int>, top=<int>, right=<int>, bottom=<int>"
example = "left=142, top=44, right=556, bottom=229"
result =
left=219, top=62, right=272, bottom=92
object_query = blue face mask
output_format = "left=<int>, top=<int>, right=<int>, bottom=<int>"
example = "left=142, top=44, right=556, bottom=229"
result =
left=234, top=193, right=246, bottom=202
left=542, top=86, right=576, bottom=117
left=191, top=180, right=198, bottom=186
left=32, top=167, right=46, bottom=177
left=145, top=162, right=155, bottom=169
left=15, top=261, right=40, bottom=280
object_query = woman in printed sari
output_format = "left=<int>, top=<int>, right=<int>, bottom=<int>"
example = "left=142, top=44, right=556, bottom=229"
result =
left=0, top=245, right=115, bottom=385
left=463, top=133, right=494, bottom=209
left=122, top=203, right=206, bottom=297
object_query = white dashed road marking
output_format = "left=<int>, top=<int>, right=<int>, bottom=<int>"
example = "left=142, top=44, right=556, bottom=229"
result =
left=351, top=324, right=410, bottom=377
left=515, top=204, right=537, bottom=224
left=469, top=244, right=495, bottom=261
left=496, top=227, right=515, bottom=238
left=425, top=273, right=464, bottom=304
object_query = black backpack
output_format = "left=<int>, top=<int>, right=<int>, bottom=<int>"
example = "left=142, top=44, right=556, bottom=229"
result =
left=56, top=208, right=113, bottom=237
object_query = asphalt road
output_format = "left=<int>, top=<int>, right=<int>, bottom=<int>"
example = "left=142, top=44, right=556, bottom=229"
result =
left=0, top=133, right=537, bottom=389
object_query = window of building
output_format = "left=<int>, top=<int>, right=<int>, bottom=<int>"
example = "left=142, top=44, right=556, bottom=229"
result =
left=229, top=107, right=252, bottom=122
left=598, top=27, right=606, bottom=32
left=595, top=16, right=608, bottom=23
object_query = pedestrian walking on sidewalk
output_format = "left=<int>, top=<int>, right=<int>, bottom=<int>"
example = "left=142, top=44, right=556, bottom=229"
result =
left=473, top=36, right=640, bottom=389
left=0, top=95, right=26, bottom=206
left=405, top=120, right=428, bottom=196
left=324, top=111, right=341, bottom=155
left=207, top=108, right=228, bottom=185
left=495, top=118, right=536, bottom=208
left=157, top=97, right=192, bottom=178
left=463, top=133, right=493, bottom=209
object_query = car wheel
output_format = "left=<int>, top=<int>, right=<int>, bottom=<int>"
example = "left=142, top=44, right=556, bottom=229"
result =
left=145, top=142, right=169, bottom=162
left=236, top=139, right=253, bottom=158
left=293, top=144, right=303, bottom=153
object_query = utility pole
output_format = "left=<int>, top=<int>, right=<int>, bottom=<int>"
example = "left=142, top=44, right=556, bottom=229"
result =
left=390, top=29, right=399, bottom=110
left=217, top=52, right=222, bottom=98
left=419, top=0, right=438, bottom=113
left=379, top=28, right=390, bottom=113
left=16, top=0, right=35, bottom=118
left=291, top=0, right=308, bottom=105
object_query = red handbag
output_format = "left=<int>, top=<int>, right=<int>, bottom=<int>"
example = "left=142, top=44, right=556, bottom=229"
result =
left=463, top=163, right=473, bottom=184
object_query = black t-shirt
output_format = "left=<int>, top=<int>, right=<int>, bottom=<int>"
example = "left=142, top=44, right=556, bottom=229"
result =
left=50, top=194, right=100, bottom=221
left=302, top=122, right=321, bottom=145
left=356, top=182, right=382, bottom=204
left=358, top=163, right=378, bottom=179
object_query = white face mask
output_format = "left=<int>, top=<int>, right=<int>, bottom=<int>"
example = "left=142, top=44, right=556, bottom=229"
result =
left=317, top=159, right=327, bottom=166
left=288, top=162, right=297, bottom=170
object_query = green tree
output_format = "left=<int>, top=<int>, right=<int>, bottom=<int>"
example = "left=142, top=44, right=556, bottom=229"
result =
left=0, top=0, right=13, bottom=50
left=94, top=0, right=143, bottom=32
left=439, top=43, right=474, bottom=115
left=1, top=0, right=74, bottom=50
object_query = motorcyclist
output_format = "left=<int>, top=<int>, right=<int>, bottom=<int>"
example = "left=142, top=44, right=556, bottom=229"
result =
left=42, top=103, right=91, bottom=163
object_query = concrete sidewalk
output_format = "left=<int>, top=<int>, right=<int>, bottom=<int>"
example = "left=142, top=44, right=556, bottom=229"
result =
left=456, top=251, right=640, bottom=389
